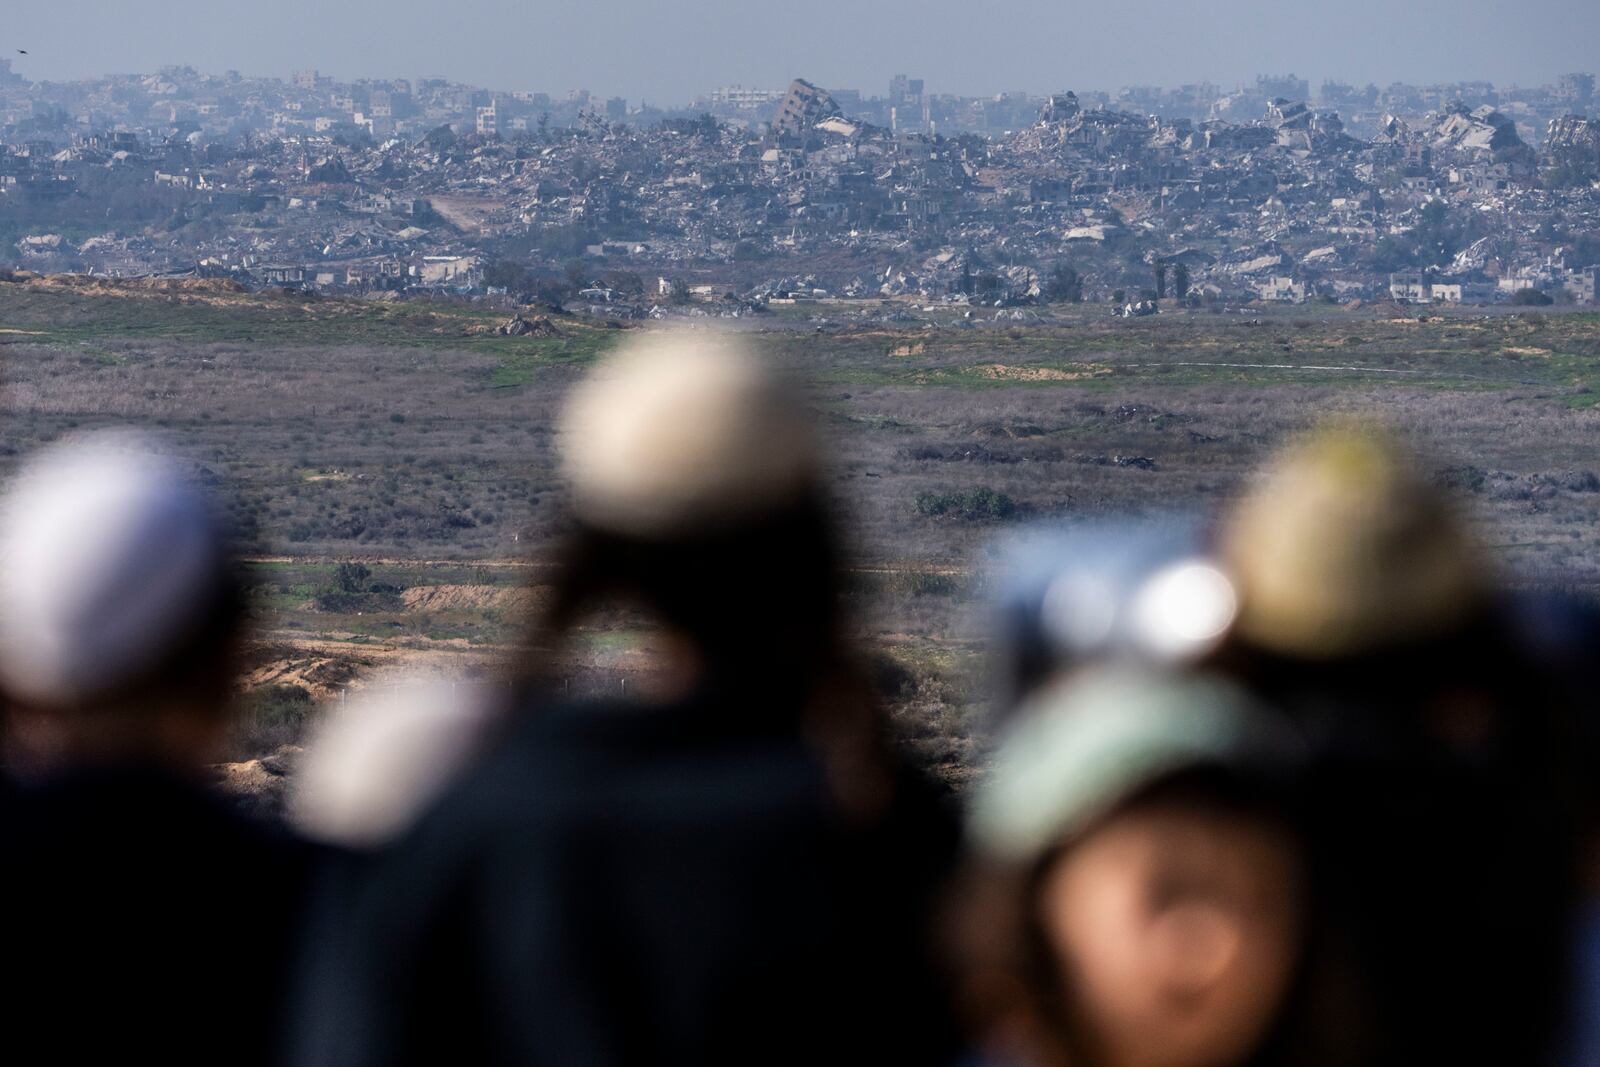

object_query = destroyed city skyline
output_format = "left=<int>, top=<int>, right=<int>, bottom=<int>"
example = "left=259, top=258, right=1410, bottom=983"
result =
left=2, top=55, right=1597, bottom=311
left=4, top=0, right=1599, bottom=103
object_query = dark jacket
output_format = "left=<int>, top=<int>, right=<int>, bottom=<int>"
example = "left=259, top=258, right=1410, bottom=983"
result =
left=3, top=764, right=316, bottom=1066
left=296, top=691, right=963, bottom=1067
left=1241, top=623, right=1582, bottom=1067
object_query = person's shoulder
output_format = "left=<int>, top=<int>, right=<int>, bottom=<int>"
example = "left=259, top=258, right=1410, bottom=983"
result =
left=16, top=763, right=280, bottom=843
left=493, top=692, right=806, bottom=768
left=473, top=696, right=646, bottom=788
left=411, top=694, right=831, bottom=841
left=385, top=699, right=614, bottom=846
left=8, top=764, right=319, bottom=927
left=343, top=701, right=641, bottom=916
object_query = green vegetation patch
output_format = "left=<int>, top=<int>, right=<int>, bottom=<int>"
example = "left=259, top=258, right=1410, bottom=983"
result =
left=489, top=333, right=614, bottom=388
left=914, top=486, right=1019, bottom=522
left=0, top=281, right=616, bottom=358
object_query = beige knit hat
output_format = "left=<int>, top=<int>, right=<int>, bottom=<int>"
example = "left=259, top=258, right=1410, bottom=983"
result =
left=559, top=329, right=819, bottom=539
left=1221, top=424, right=1484, bottom=659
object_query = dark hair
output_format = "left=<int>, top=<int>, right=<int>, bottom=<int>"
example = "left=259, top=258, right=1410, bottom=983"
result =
left=518, top=491, right=846, bottom=711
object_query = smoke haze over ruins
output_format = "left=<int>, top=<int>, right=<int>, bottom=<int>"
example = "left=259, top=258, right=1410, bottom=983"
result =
left=6, top=0, right=1600, bottom=102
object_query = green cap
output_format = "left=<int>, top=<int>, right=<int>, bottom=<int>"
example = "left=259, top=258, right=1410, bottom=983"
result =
left=970, top=669, right=1292, bottom=863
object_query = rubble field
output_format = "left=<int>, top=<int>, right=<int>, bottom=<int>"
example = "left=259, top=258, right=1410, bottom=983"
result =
left=5, top=70, right=1598, bottom=317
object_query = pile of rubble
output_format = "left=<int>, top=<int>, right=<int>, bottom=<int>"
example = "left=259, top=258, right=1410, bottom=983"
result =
left=498, top=315, right=562, bottom=337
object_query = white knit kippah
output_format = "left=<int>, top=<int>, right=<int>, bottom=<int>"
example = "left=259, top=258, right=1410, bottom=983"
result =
left=560, top=329, right=819, bottom=538
left=0, top=431, right=223, bottom=706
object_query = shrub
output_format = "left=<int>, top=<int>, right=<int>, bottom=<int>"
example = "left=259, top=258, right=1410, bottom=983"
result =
left=1433, top=465, right=1487, bottom=494
left=335, top=562, right=372, bottom=593
left=868, top=654, right=916, bottom=699
left=231, top=683, right=316, bottom=756
left=1564, top=470, right=1600, bottom=493
left=888, top=571, right=963, bottom=598
left=314, top=589, right=404, bottom=613
left=914, top=486, right=1018, bottom=522
left=1510, top=288, right=1553, bottom=306
left=313, top=562, right=404, bottom=612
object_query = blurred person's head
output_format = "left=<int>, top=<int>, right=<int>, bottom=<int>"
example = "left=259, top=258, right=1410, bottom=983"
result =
left=1220, top=423, right=1485, bottom=663
left=0, top=432, right=242, bottom=775
left=961, top=670, right=1305, bottom=1067
left=530, top=328, right=840, bottom=706
left=1216, top=426, right=1583, bottom=1067
left=1213, top=422, right=1545, bottom=757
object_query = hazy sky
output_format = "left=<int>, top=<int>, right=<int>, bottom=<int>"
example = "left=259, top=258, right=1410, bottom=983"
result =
left=5, top=1, right=1597, bottom=102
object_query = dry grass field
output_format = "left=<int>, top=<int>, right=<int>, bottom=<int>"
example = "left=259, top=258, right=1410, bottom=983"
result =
left=5, top=277, right=1600, bottom=783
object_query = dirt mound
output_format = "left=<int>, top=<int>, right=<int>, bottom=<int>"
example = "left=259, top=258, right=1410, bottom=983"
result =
left=21, top=272, right=247, bottom=296
left=401, top=583, right=544, bottom=613
left=973, top=362, right=1107, bottom=381
left=30, top=273, right=127, bottom=292
left=241, top=642, right=374, bottom=699
left=212, top=744, right=302, bottom=820
left=135, top=276, right=248, bottom=294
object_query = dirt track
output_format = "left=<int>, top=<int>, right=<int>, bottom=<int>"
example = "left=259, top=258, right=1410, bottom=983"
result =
left=244, top=632, right=506, bottom=699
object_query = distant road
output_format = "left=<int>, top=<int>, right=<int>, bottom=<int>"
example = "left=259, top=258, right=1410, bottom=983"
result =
left=1119, top=361, right=1545, bottom=385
